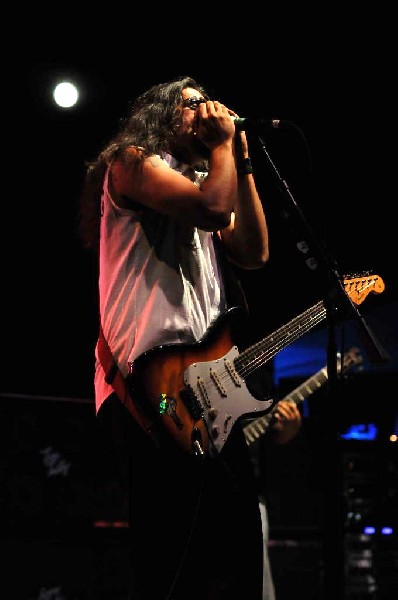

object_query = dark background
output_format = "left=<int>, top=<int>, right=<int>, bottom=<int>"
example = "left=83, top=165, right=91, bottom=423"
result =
left=2, top=22, right=397, bottom=598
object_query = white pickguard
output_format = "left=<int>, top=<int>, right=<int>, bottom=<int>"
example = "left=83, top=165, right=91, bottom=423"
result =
left=184, top=346, right=273, bottom=455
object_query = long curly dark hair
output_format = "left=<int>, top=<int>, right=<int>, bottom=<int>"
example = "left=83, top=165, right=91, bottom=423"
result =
left=78, top=75, right=210, bottom=250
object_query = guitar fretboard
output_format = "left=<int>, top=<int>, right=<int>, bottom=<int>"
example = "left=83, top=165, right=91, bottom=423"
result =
left=236, top=301, right=327, bottom=378
left=243, top=346, right=363, bottom=446
left=243, top=365, right=328, bottom=445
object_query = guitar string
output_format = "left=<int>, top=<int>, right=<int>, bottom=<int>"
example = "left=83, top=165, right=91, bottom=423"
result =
left=193, top=279, right=374, bottom=425
left=212, top=276, right=371, bottom=389
left=243, top=276, right=377, bottom=379
left=240, top=305, right=326, bottom=378
left=191, top=279, right=372, bottom=394
left=196, top=302, right=326, bottom=395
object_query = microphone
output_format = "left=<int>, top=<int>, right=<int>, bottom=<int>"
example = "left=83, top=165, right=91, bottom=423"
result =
left=233, top=117, right=292, bottom=132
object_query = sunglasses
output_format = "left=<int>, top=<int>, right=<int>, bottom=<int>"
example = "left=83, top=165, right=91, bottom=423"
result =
left=182, top=96, right=208, bottom=110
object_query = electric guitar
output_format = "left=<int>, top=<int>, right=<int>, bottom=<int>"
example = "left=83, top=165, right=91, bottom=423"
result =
left=243, top=346, right=364, bottom=446
left=127, top=274, right=384, bottom=457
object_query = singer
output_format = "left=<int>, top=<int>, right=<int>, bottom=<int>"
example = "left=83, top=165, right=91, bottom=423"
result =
left=78, top=75, right=270, bottom=599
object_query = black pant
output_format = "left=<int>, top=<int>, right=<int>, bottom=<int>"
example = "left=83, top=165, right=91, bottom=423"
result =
left=96, top=394, right=263, bottom=599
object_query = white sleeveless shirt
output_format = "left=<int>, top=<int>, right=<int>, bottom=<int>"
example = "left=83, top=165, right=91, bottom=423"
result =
left=94, top=152, right=227, bottom=413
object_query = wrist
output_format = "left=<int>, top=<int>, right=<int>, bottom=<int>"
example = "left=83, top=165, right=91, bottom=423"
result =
left=237, top=157, right=254, bottom=177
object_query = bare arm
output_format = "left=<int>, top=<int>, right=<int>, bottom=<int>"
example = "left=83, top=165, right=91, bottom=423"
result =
left=220, top=130, right=269, bottom=270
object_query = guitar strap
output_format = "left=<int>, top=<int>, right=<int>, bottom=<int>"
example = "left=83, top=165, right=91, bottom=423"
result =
left=97, top=324, right=160, bottom=447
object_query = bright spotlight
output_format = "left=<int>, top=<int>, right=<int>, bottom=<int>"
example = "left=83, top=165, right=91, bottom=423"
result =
left=53, top=81, right=79, bottom=108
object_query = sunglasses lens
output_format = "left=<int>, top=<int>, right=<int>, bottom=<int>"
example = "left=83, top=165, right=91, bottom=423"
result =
left=183, top=97, right=206, bottom=110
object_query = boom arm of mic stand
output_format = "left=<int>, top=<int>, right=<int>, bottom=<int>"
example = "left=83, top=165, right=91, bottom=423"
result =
left=256, top=133, right=390, bottom=365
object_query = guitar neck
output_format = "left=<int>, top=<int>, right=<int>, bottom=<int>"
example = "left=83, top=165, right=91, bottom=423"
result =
left=236, top=300, right=327, bottom=379
left=236, top=273, right=383, bottom=384
left=243, top=364, right=329, bottom=445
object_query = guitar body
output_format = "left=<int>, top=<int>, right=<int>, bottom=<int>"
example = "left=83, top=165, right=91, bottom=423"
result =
left=128, top=308, right=274, bottom=456
left=127, top=275, right=384, bottom=457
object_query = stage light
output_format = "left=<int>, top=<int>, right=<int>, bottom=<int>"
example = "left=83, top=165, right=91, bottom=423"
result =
left=53, top=81, right=79, bottom=108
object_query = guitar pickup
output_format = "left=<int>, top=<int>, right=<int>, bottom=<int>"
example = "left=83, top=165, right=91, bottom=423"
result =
left=197, top=377, right=211, bottom=407
left=210, top=368, right=227, bottom=397
left=224, top=359, right=242, bottom=387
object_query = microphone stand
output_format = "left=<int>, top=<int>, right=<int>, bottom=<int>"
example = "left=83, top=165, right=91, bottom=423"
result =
left=254, top=132, right=390, bottom=599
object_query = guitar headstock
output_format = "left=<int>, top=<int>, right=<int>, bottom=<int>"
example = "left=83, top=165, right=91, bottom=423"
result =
left=343, top=274, right=385, bottom=306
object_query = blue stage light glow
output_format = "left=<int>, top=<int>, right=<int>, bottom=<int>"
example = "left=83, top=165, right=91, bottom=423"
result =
left=340, top=423, right=378, bottom=440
